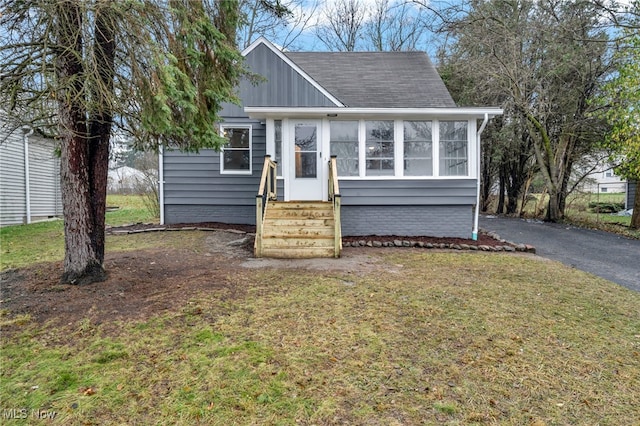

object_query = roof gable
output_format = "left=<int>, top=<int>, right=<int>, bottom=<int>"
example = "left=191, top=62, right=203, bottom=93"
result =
left=285, top=51, right=456, bottom=108
left=238, top=37, right=342, bottom=108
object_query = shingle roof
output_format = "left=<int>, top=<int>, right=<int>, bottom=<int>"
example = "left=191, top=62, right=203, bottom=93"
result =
left=285, top=51, right=456, bottom=108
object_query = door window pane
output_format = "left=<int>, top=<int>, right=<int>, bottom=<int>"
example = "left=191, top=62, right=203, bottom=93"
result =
left=330, top=121, right=359, bottom=176
left=366, top=120, right=394, bottom=176
left=439, top=121, right=468, bottom=176
left=404, top=121, right=432, bottom=176
left=295, top=124, right=317, bottom=178
left=274, top=120, right=282, bottom=176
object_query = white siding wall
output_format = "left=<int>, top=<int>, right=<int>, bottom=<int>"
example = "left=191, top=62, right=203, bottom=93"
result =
left=0, top=127, right=61, bottom=226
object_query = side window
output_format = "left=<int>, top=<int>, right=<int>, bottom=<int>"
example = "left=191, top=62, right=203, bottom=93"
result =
left=365, top=120, right=394, bottom=176
left=220, top=126, right=251, bottom=174
left=330, top=121, right=359, bottom=176
left=439, top=121, right=468, bottom=176
left=404, top=121, right=432, bottom=176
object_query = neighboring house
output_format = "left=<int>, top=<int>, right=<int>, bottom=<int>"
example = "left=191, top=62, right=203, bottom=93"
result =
left=160, top=38, right=502, bottom=256
left=0, top=121, right=62, bottom=226
left=108, top=166, right=149, bottom=194
left=579, top=164, right=626, bottom=193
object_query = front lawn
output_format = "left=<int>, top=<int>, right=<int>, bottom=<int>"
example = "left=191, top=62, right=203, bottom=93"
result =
left=1, top=234, right=638, bottom=424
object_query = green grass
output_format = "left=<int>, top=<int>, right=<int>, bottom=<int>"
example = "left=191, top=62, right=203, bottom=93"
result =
left=105, top=194, right=158, bottom=226
left=1, top=246, right=640, bottom=425
left=0, top=195, right=157, bottom=270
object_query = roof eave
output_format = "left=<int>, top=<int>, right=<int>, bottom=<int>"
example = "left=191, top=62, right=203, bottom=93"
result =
left=245, top=106, right=504, bottom=119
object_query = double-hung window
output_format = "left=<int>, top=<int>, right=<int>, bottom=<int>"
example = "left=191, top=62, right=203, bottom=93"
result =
left=220, top=125, right=252, bottom=174
left=330, top=121, right=359, bottom=176
left=404, top=121, right=433, bottom=176
left=439, top=121, right=468, bottom=176
left=366, top=120, right=394, bottom=176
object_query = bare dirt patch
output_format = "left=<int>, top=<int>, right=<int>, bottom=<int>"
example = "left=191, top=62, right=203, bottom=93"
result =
left=1, top=227, right=506, bottom=333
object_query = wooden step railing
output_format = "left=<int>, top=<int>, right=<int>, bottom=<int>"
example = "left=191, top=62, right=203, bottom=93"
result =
left=255, top=155, right=342, bottom=258
left=255, top=155, right=277, bottom=257
left=329, top=155, right=342, bottom=258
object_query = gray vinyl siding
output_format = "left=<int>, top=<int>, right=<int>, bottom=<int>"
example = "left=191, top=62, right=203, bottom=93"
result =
left=339, top=179, right=476, bottom=205
left=163, top=118, right=265, bottom=225
left=0, top=128, right=61, bottom=226
left=628, top=180, right=637, bottom=209
left=338, top=179, right=475, bottom=237
left=221, top=43, right=337, bottom=117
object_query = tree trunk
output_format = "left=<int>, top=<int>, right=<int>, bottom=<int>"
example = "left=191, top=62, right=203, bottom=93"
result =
left=57, top=3, right=106, bottom=285
left=56, top=1, right=113, bottom=285
left=88, top=1, right=115, bottom=264
left=631, top=183, right=640, bottom=230
left=496, top=165, right=506, bottom=214
left=545, top=189, right=563, bottom=222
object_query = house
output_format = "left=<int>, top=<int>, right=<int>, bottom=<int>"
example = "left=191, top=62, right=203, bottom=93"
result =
left=160, top=38, right=502, bottom=257
left=108, top=166, right=150, bottom=194
left=0, top=119, right=62, bottom=226
left=579, top=163, right=626, bottom=194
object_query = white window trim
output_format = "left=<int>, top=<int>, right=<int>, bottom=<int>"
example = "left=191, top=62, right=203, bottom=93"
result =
left=220, top=124, right=253, bottom=175
left=270, top=117, right=476, bottom=180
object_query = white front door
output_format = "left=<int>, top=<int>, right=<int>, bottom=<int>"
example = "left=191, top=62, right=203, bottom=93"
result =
left=289, top=120, right=324, bottom=200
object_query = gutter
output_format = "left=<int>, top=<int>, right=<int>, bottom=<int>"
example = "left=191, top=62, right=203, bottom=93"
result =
left=22, top=126, right=34, bottom=224
left=473, top=113, right=489, bottom=241
left=159, top=145, right=165, bottom=225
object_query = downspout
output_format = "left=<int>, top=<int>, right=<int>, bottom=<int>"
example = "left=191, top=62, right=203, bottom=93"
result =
left=473, top=113, right=489, bottom=241
left=159, top=145, right=165, bottom=225
left=22, top=126, right=34, bottom=224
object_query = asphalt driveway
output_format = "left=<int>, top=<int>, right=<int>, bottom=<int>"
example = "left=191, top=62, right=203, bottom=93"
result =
left=480, top=215, right=640, bottom=292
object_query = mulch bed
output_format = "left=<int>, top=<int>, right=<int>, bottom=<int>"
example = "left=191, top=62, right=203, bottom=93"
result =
left=107, top=222, right=515, bottom=250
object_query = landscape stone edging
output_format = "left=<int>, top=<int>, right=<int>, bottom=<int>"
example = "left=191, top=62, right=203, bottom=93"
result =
left=106, top=224, right=536, bottom=254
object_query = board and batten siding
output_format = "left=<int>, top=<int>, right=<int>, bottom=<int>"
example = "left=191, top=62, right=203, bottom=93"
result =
left=221, top=43, right=337, bottom=118
left=338, top=179, right=475, bottom=238
left=0, top=127, right=62, bottom=226
left=163, top=118, right=266, bottom=225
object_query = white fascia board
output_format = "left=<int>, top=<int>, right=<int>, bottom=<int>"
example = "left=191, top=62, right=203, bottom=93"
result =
left=245, top=107, right=503, bottom=119
left=241, top=38, right=344, bottom=107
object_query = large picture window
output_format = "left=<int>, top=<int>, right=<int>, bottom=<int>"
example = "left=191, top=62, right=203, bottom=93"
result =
left=220, top=126, right=251, bottom=174
left=366, top=120, right=394, bottom=176
left=404, top=121, right=432, bottom=176
left=439, top=121, right=468, bottom=176
left=330, top=121, right=359, bottom=176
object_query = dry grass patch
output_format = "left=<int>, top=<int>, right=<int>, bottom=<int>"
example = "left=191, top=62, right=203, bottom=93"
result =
left=1, top=250, right=639, bottom=425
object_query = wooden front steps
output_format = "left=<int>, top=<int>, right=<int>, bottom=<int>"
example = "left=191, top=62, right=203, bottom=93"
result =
left=259, top=201, right=338, bottom=258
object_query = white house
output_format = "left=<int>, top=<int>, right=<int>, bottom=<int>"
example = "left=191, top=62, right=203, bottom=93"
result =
left=0, top=120, right=62, bottom=226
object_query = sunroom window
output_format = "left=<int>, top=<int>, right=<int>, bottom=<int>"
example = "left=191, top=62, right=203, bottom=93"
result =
left=439, top=121, right=468, bottom=176
left=220, top=126, right=251, bottom=174
left=366, top=120, right=394, bottom=176
left=330, top=121, right=359, bottom=176
left=404, top=121, right=432, bottom=176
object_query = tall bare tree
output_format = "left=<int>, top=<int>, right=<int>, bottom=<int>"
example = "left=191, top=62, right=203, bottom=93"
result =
left=315, top=0, right=366, bottom=51
left=1, top=0, right=244, bottom=284
left=238, top=0, right=318, bottom=50
left=364, top=0, right=431, bottom=51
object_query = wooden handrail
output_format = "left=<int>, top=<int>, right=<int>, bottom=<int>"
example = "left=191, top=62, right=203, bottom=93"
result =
left=329, top=156, right=342, bottom=257
left=255, top=155, right=277, bottom=257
